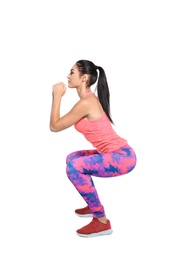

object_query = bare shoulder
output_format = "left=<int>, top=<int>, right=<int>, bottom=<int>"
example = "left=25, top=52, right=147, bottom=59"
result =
left=82, top=94, right=104, bottom=119
left=72, top=97, right=92, bottom=111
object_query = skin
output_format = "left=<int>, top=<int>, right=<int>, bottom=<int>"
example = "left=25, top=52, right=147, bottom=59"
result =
left=50, top=63, right=108, bottom=224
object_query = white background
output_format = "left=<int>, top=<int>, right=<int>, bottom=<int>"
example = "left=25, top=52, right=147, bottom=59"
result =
left=0, top=0, right=171, bottom=259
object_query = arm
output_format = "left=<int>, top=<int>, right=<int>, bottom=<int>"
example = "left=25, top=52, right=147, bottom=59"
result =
left=49, top=82, right=89, bottom=132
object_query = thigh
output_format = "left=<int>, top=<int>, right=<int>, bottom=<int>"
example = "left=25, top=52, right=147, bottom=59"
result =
left=71, top=145, right=136, bottom=177
left=66, top=149, right=99, bottom=163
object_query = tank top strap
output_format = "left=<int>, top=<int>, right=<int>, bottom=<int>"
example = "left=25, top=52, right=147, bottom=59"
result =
left=82, top=91, right=95, bottom=98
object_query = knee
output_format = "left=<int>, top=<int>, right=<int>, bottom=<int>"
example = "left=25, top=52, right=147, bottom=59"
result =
left=66, top=154, right=71, bottom=164
left=66, top=161, right=80, bottom=184
left=66, top=161, right=74, bottom=180
left=66, top=163, right=70, bottom=178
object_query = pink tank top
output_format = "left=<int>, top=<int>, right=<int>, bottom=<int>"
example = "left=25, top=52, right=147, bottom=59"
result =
left=74, top=92, right=128, bottom=153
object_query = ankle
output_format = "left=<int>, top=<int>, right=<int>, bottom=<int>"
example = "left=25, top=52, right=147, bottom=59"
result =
left=97, top=217, right=108, bottom=224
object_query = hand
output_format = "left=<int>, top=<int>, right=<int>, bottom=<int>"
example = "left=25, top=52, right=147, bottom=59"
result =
left=52, top=82, right=66, bottom=97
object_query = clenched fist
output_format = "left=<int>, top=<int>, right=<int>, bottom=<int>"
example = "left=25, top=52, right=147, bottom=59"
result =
left=52, top=82, right=66, bottom=97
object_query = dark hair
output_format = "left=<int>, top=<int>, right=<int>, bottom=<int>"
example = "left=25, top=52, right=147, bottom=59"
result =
left=76, top=59, right=114, bottom=124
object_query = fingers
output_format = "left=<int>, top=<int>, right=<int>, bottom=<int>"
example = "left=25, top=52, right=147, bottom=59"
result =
left=52, top=82, right=65, bottom=90
left=52, top=82, right=66, bottom=96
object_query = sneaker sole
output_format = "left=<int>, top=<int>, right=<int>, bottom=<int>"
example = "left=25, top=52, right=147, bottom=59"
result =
left=76, top=229, right=113, bottom=238
left=75, top=213, right=93, bottom=218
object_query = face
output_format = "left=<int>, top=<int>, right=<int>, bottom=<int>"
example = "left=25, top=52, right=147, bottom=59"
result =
left=67, top=64, right=83, bottom=89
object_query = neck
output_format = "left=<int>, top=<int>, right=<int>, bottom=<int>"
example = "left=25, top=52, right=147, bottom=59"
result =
left=77, top=88, right=91, bottom=98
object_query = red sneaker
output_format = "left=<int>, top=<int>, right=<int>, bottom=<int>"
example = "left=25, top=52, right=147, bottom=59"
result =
left=75, top=206, right=93, bottom=218
left=76, top=218, right=113, bottom=237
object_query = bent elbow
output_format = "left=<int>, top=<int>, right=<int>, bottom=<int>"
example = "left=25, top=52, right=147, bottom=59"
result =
left=50, top=124, right=62, bottom=132
left=50, top=124, right=57, bottom=132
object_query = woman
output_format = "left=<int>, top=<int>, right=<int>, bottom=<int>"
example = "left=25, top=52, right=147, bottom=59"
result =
left=50, top=60, right=137, bottom=237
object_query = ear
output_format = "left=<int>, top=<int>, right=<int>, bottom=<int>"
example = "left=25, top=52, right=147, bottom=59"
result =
left=81, top=74, right=89, bottom=82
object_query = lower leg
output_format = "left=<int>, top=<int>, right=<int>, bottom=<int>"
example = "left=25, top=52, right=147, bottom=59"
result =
left=67, top=166, right=106, bottom=219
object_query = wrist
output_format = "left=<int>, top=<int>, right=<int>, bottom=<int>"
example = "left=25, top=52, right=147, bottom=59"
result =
left=53, top=94, right=62, bottom=100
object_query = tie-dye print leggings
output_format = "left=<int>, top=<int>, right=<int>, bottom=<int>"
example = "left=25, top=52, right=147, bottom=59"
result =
left=66, top=144, right=137, bottom=218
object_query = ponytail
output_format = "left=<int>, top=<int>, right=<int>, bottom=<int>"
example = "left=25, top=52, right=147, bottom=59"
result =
left=96, top=66, right=114, bottom=124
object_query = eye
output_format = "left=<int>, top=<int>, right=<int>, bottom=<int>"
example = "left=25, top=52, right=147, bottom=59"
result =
left=70, top=69, right=74, bottom=75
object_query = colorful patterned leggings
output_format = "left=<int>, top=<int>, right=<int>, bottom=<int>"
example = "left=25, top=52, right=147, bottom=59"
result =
left=66, top=144, right=137, bottom=218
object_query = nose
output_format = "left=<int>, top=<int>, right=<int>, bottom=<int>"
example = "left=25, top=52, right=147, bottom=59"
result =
left=67, top=74, right=70, bottom=79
